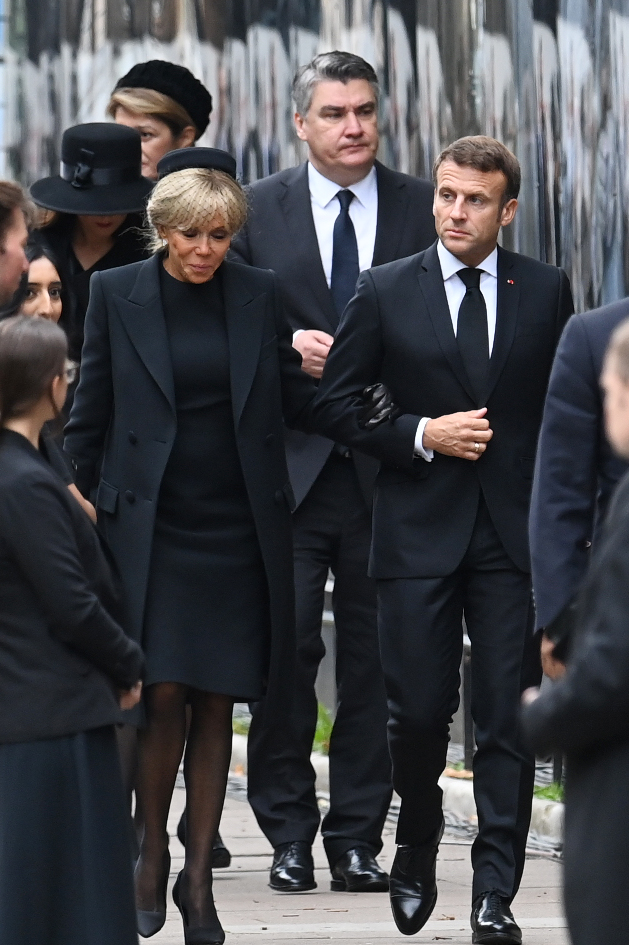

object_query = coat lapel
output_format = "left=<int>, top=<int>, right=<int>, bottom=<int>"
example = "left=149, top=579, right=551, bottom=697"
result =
left=113, top=254, right=175, bottom=410
left=417, top=242, right=477, bottom=402
left=279, top=164, right=339, bottom=332
left=222, top=261, right=267, bottom=426
left=372, top=161, right=408, bottom=266
left=486, top=247, right=520, bottom=400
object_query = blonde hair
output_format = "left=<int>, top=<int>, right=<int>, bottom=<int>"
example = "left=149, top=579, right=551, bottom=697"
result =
left=146, top=167, right=247, bottom=252
left=107, top=87, right=198, bottom=139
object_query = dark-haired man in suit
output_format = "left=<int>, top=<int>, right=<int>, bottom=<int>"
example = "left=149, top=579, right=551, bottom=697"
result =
left=314, top=136, right=574, bottom=942
left=231, top=50, right=435, bottom=894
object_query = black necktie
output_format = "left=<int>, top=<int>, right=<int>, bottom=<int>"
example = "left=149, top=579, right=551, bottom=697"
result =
left=330, top=190, right=359, bottom=325
left=456, top=267, right=489, bottom=404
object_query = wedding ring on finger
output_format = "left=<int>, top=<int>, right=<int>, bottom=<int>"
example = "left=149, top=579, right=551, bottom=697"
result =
left=474, top=442, right=481, bottom=453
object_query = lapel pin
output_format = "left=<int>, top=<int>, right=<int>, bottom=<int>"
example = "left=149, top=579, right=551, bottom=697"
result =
left=507, top=279, right=514, bottom=284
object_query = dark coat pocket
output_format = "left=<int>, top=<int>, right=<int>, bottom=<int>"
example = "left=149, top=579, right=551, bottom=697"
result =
left=96, top=479, right=119, bottom=514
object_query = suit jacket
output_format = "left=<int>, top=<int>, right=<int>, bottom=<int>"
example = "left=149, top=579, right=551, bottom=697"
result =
left=529, top=300, right=629, bottom=630
left=64, top=253, right=316, bottom=716
left=313, top=241, right=574, bottom=577
left=522, top=472, right=629, bottom=945
left=0, top=429, right=143, bottom=744
left=230, top=160, right=436, bottom=506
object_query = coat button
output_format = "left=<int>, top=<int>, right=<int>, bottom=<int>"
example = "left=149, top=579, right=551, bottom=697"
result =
left=274, top=490, right=283, bottom=504
left=125, top=490, right=136, bottom=504
left=266, top=434, right=275, bottom=446
left=128, top=431, right=138, bottom=445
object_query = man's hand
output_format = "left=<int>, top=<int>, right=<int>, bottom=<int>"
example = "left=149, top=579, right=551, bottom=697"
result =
left=120, top=681, right=143, bottom=710
left=541, top=633, right=567, bottom=680
left=423, top=408, right=493, bottom=460
left=293, top=330, right=334, bottom=378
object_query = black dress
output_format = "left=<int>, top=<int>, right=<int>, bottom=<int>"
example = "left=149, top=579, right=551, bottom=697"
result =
left=142, top=265, right=270, bottom=698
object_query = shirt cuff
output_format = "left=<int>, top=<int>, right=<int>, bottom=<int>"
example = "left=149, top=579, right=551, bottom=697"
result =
left=414, top=417, right=434, bottom=462
left=293, top=329, right=304, bottom=340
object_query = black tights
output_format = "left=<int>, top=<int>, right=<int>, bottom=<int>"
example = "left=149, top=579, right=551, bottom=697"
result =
left=134, top=683, right=233, bottom=921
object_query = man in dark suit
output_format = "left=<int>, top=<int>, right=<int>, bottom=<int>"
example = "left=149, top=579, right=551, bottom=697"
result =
left=231, top=50, right=435, bottom=893
left=522, top=316, right=629, bottom=945
left=313, top=135, right=574, bottom=942
left=529, top=300, right=629, bottom=676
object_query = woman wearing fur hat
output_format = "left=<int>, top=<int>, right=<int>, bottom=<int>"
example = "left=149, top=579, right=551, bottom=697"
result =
left=109, top=60, right=213, bottom=181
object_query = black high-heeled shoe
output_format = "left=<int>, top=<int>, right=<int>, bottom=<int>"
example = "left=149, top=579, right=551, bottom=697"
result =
left=135, top=848, right=171, bottom=938
left=172, top=871, right=225, bottom=945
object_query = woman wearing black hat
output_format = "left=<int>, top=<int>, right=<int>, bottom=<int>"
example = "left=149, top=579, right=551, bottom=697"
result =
left=31, top=123, right=153, bottom=359
left=108, top=60, right=213, bottom=181
left=65, top=148, right=318, bottom=945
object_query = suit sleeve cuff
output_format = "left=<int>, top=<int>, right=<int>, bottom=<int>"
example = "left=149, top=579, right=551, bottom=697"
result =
left=414, top=417, right=434, bottom=462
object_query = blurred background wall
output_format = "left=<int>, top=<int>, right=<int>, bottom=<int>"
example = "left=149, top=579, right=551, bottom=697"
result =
left=3, top=0, right=629, bottom=311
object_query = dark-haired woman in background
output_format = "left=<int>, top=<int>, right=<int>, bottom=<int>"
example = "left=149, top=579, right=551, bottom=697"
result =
left=30, top=122, right=153, bottom=358
left=109, top=60, right=213, bottom=181
left=0, top=314, right=144, bottom=945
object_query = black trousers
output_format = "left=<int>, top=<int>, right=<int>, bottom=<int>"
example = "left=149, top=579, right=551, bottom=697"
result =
left=377, top=497, right=540, bottom=903
left=248, top=453, right=392, bottom=866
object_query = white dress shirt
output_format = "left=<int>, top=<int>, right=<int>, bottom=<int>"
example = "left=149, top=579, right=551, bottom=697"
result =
left=308, top=161, right=378, bottom=285
left=414, top=242, right=499, bottom=461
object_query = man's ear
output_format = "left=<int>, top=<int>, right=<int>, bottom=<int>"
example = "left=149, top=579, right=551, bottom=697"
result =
left=294, top=112, right=307, bottom=142
left=500, top=198, right=518, bottom=227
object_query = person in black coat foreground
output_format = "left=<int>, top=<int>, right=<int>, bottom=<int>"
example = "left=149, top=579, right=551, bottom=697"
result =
left=0, top=315, right=144, bottom=945
left=529, top=300, right=629, bottom=676
left=522, top=316, right=629, bottom=945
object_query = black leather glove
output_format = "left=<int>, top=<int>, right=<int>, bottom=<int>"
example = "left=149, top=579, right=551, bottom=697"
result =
left=358, top=382, right=401, bottom=429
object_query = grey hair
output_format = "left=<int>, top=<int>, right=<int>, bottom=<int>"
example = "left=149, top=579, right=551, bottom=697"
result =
left=292, top=51, right=379, bottom=117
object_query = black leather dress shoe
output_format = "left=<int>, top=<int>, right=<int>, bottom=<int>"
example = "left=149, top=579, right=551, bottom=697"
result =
left=471, top=891, right=522, bottom=944
left=176, top=812, right=232, bottom=868
left=330, top=847, right=389, bottom=892
left=389, top=821, right=443, bottom=935
left=269, top=841, right=317, bottom=892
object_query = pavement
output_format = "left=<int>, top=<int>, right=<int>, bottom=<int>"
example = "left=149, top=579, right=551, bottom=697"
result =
left=150, top=775, right=569, bottom=945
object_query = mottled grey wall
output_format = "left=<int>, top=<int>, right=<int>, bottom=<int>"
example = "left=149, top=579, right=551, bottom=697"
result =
left=6, top=0, right=629, bottom=309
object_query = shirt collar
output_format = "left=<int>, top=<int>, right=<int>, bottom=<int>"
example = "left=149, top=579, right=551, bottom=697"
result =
left=308, top=161, right=378, bottom=210
left=437, top=240, right=498, bottom=281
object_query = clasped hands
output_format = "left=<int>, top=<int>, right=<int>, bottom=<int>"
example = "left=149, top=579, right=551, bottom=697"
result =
left=359, top=385, right=494, bottom=459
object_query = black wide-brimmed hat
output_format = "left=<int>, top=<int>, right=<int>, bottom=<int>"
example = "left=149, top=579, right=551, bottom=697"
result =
left=113, top=60, right=213, bottom=138
left=30, top=123, right=154, bottom=215
left=157, top=147, right=237, bottom=181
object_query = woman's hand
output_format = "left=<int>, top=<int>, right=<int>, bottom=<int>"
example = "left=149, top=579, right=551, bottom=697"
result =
left=67, top=483, right=97, bottom=524
left=120, top=681, right=143, bottom=710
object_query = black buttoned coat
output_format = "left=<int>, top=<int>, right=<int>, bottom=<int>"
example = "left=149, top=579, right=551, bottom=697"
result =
left=65, top=253, right=316, bottom=713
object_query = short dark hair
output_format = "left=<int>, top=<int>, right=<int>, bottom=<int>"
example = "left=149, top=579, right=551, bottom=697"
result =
left=433, top=136, right=521, bottom=204
left=0, top=314, right=67, bottom=423
left=292, top=51, right=379, bottom=116
left=0, top=181, right=34, bottom=249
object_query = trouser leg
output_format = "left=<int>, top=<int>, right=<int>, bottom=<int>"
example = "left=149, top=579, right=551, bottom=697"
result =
left=377, top=574, right=464, bottom=847
left=463, top=503, right=540, bottom=902
left=247, top=480, right=332, bottom=848
left=322, top=468, right=392, bottom=866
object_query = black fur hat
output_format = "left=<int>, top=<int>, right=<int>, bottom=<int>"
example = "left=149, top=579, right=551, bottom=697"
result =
left=113, top=60, right=213, bottom=138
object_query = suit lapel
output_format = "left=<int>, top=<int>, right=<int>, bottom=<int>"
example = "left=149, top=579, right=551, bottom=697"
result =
left=113, top=254, right=175, bottom=410
left=486, top=247, right=520, bottom=400
left=222, top=261, right=267, bottom=426
left=279, top=164, right=338, bottom=332
left=372, top=162, right=407, bottom=265
left=417, top=243, right=477, bottom=402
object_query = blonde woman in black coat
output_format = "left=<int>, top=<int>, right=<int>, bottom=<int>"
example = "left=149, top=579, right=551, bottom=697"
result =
left=65, top=149, right=319, bottom=945
left=0, top=315, right=144, bottom=945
